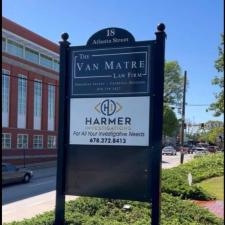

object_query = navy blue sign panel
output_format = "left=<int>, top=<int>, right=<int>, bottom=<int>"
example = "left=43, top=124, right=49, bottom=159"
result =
left=87, top=27, right=135, bottom=48
left=70, top=46, right=151, bottom=96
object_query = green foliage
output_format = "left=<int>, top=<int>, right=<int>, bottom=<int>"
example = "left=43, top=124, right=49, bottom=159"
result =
left=4, top=193, right=223, bottom=225
left=207, top=127, right=224, bottom=144
left=164, top=61, right=184, bottom=105
left=208, top=34, right=224, bottom=116
left=215, top=34, right=224, bottom=72
left=4, top=154, right=224, bottom=225
left=186, top=132, right=201, bottom=142
left=198, top=126, right=224, bottom=144
left=161, top=153, right=224, bottom=199
left=162, top=61, right=184, bottom=136
left=163, top=105, right=179, bottom=136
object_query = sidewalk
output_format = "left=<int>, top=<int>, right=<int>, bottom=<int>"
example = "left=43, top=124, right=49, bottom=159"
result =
left=193, top=200, right=224, bottom=219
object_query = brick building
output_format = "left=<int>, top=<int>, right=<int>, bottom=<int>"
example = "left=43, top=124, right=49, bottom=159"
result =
left=2, top=17, right=60, bottom=166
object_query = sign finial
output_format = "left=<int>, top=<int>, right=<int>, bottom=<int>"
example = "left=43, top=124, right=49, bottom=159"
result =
left=61, top=33, right=69, bottom=41
left=157, top=23, right=166, bottom=32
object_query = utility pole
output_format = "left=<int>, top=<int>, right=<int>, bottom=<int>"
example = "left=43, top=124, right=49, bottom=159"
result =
left=180, top=71, right=187, bottom=164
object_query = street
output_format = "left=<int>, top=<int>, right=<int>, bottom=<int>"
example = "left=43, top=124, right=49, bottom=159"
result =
left=162, top=152, right=194, bottom=169
left=3, top=176, right=55, bottom=205
left=2, top=152, right=194, bottom=224
left=2, top=166, right=78, bottom=224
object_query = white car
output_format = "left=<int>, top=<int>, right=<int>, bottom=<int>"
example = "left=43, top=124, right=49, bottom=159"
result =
left=193, top=146, right=208, bottom=155
left=162, top=146, right=177, bottom=155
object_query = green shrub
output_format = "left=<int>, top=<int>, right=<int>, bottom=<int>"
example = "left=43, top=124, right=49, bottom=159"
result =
left=161, top=153, right=224, bottom=200
left=4, top=193, right=223, bottom=225
left=4, top=153, right=224, bottom=225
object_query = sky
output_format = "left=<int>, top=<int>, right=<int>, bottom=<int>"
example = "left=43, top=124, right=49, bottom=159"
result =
left=2, top=0, right=224, bottom=125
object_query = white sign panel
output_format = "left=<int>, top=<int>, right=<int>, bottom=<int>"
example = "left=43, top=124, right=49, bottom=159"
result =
left=70, top=96, right=149, bottom=146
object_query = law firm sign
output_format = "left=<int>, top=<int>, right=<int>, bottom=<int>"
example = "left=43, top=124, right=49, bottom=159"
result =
left=55, top=25, right=166, bottom=225
left=71, top=46, right=151, bottom=96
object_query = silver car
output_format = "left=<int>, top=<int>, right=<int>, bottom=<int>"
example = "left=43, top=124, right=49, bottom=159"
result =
left=2, top=163, right=33, bottom=185
left=193, top=147, right=208, bottom=155
left=162, top=146, right=177, bottom=155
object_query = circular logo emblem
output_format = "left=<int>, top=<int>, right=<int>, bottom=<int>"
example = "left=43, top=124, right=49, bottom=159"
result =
left=100, top=99, right=117, bottom=116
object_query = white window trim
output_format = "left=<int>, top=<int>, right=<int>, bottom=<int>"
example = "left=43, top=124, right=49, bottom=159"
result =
left=47, top=135, right=57, bottom=149
left=33, top=135, right=43, bottom=149
left=25, top=47, right=39, bottom=64
left=33, top=79, right=42, bottom=130
left=17, top=134, right=28, bottom=149
left=7, top=39, right=24, bottom=59
left=2, top=69, right=10, bottom=127
left=2, top=29, right=59, bottom=58
left=48, top=84, right=55, bottom=131
left=2, top=133, right=12, bottom=149
left=3, top=30, right=59, bottom=72
left=17, top=74, right=27, bottom=129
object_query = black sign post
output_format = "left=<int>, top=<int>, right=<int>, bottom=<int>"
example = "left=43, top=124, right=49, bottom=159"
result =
left=151, top=23, right=166, bottom=225
left=55, top=24, right=166, bottom=225
left=55, top=33, right=70, bottom=225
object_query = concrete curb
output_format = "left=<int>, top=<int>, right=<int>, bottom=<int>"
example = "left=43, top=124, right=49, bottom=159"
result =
left=17, top=161, right=57, bottom=180
left=18, top=160, right=57, bottom=170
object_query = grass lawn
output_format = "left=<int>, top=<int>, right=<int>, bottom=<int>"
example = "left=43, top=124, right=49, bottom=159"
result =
left=198, top=176, right=224, bottom=200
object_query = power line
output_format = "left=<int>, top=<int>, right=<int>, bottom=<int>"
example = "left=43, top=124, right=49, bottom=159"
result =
left=170, top=104, right=211, bottom=108
left=187, top=104, right=210, bottom=106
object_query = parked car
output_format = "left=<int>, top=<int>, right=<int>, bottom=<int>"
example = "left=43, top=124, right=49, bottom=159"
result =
left=175, top=144, right=181, bottom=152
left=183, top=144, right=194, bottom=154
left=2, top=163, right=33, bottom=185
left=207, top=146, right=218, bottom=153
left=192, top=146, right=208, bottom=155
left=175, top=144, right=193, bottom=154
left=162, top=146, right=177, bottom=155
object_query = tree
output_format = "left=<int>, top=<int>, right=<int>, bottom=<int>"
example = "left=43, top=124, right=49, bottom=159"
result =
left=198, top=120, right=224, bottom=145
left=164, top=61, right=184, bottom=106
left=204, top=120, right=224, bottom=130
left=163, top=105, right=179, bottom=137
left=162, top=61, right=183, bottom=138
left=207, top=127, right=224, bottom=144
left=208, top=34, right=224, bottom=116
left=186, top=132, right=201, bottom=142
left=199, top=127, right=224, bottom=145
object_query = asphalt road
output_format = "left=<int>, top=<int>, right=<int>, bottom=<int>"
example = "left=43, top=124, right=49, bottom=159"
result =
left=2, top=176, right=56, bottom=205
left=2, top=152, right=195, bottom=223
left=162, top=152, right=195, bottom=169
left=2, top=168, right=78, bottom=224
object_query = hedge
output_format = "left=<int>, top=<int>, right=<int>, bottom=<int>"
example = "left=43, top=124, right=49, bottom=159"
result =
left=161, top=152, right=224, bottom=200
left=4, top=193, right=223, bottom=225
left=5, top=153, right=224, bottom=224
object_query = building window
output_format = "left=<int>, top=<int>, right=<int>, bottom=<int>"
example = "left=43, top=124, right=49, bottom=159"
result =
left=53, top=60, right=59, bottom=72
left=48, top=84, right=55, bottom=131
left=17, top=74, right=27, bottom=128
left=2, top=133, right=11, bottom=149
left=17, top=134, right=28, bottom=149
left=40, top=54, right=53, bottom=69
left=33, top=135, right=43, bottom=149
left=34, top=80, right=42, bottom=130
left=4, top=36, right=59, bottom=72
left=2, top=69, right=10, bottom=127
left=47, top=136, right=56, bottom=148
left=25, top=47, right=39, bottom=64
left=7, top=39, right=24, bottom=58
left=2, top=37, right=6, bottom=52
